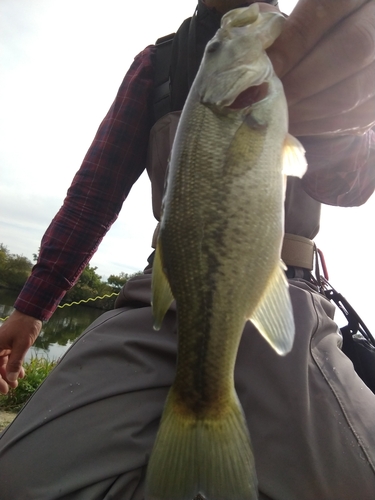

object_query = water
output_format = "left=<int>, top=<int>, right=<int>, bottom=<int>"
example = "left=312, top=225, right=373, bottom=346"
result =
left=0, top=288, right=105, bottom=361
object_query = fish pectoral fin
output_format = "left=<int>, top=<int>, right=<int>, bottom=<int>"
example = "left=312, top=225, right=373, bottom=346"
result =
left=249, top=262, right=295, bottom=355
left=151, top=242, right=174, bottom=330
left=282, top=133, right=307, bottom=178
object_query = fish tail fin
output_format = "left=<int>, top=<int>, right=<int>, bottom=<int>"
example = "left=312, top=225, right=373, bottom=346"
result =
left=145, top=391, right=258, bottom=500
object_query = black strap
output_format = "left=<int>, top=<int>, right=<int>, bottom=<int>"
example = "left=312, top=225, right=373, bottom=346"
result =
left=153, top=33, right=176, bottom=123
left=152, top=10, right=201, bottom=121
left=152, top=14, right=197, bottom=122
left=170, top=16, right=193, bottom=113
left=152, top=1, right=221, bottom=123
left=187, top=7, right=199, bottom=89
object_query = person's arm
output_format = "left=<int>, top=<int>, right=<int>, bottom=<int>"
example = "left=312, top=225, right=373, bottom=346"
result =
left=300, top=130, right=375, bottom=206
left=0, top=46, right=155, bottom=393
left=16, top=46, right=155, bottom=321
left=267, top=0, right=375, bottom=206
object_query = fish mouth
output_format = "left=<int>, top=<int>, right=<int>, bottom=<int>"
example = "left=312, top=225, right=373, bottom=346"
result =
left=226, top=82, right=269, bottom=110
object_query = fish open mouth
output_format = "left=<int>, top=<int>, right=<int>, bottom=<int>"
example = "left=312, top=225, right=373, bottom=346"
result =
left=227, top=82, right=269, bottom=109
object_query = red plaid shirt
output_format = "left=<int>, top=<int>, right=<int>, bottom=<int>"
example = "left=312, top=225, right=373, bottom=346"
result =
left=14, top=45, right=375, bottom=321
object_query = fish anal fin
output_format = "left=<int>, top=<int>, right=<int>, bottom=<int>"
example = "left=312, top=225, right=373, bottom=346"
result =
left=145, top=391, right=258, bottom=500
left=282, top=133, right=307, bottom=178
left=249, top=262, right=295, bottom=355
left=151, top=242, right=174, bottom=330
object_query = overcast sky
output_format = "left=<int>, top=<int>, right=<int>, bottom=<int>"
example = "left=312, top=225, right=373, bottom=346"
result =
left=1, top=0, right=374, bottom=331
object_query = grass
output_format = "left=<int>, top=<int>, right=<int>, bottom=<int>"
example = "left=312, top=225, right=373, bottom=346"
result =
left=0, top=411, right=16, bottom=432
left=0, top=357, right=57, bottom=412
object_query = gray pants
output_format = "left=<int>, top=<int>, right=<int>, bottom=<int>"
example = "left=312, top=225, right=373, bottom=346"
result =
left=1, top=276, right=375, bottom=500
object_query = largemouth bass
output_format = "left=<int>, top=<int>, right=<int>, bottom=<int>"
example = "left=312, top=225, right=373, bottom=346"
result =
left=146, top=4, right=306, bottom=500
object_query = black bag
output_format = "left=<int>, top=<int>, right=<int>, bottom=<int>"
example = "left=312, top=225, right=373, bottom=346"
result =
left=322, top=278, right=375, bottom=394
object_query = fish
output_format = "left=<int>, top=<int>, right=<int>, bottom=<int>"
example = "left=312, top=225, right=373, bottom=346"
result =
left=146, top=4, right=307, bottom=500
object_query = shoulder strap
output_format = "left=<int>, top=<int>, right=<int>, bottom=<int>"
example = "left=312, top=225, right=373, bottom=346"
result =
left=152, top=4, right=220, bottom=123
left=170, top=17, right=194, bottom=112
left=153, top=33, right=175, bottom=123
left=152, top=15, right=194, bottom=123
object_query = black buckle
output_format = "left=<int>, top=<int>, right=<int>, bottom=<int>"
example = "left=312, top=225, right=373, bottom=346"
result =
left=321, top=277, right=375, bottom=353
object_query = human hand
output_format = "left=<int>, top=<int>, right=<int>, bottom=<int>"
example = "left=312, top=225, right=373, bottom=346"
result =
left=0, top=310, right=42, bottom=394
left=267, top=0, right=375, bottom=136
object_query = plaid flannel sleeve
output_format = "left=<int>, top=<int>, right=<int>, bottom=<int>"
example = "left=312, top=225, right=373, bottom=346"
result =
left=15, top=46, right=156, bottom=321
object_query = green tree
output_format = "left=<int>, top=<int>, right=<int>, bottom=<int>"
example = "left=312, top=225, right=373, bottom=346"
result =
left=107, top=272, right=131, bottom=291
left=0, top=243, right=142, bottom=311
left=63, top=264, right=105, bottom=303
left=0, top=244, right=8, bottom=271
left=0, top=243, right=33, bottom=291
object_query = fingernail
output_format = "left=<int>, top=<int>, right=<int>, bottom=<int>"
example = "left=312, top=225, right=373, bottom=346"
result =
left=7, top=372, right=18, bottom=382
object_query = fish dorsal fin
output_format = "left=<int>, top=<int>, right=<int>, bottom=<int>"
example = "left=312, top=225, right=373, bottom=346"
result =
left=282, top=133, right=307, bottom=178
left=152, top=242, right=174, bottom=330
left=248, top=262, right=295, bottom=355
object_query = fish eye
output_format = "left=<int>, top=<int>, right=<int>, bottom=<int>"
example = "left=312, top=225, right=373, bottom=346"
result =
left=207, top=41, right=221, bottom=54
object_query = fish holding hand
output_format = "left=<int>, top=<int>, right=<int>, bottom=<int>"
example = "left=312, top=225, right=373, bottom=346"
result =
left=146, top=4, right=307, bottom=500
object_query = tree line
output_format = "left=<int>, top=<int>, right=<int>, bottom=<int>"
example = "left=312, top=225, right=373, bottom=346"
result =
left=0, top=243, right=141, bottom=310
